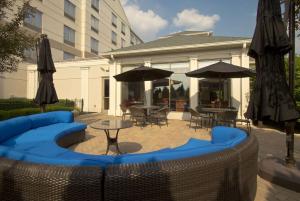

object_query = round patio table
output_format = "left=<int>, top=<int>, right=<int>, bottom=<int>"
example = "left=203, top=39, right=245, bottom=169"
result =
left=133, top=105, right=160, bottom=116
left=90, top=120, right=133, bottom=155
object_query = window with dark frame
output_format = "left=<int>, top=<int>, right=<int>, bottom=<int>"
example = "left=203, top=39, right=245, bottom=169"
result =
left=91, top=37, right=99, bottom=54
left=121, top=38, right=125, bottom=48
left=121, top=22, right=126, bottom=35
left=64, top=0, right=76, bottom=21
left=91, top=0, right=99, bottom=12
left=111, top=31, right=117, bottom=45
left=91, top=15, right=99, bottom=33
left=24, top=8, right=42, bottom=32
left=63, top=51, right=75, bottom=60
left=112, top=13, right=117, bottom=27
left=64, top=25, right=75, bottom=46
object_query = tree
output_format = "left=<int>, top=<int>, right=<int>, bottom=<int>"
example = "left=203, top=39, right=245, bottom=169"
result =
left=0, top=0, right=36, bottom=73
left=282, top=0, right=300, bottom=32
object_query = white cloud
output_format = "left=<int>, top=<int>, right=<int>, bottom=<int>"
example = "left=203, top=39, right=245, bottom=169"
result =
left=122, top=1, right=168, bottom=41
left=173, top=9, right=220, bottom=31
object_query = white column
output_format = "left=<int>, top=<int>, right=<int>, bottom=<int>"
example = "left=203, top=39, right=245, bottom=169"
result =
left=144, top=61, right=152, bottom=106
left=231, top=54, right=242, bottom=118
left=108, top=62, right=122, bottom=116
left=27, top=70, right=38, bottom=99
left=189, top=57, right=198, bottom=109
left=81, top=67, right=89, bottom=112
left=115, top=63, right=122, bottom=116
left=241, top=43, right=250, bottom=118
left=80, top=0, right=87, bottom=58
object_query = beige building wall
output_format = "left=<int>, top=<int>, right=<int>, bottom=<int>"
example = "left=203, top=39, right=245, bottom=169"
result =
left=0, top=64, right=28, bottom=99
left=0, top=0, right=142, bottom=99
left=27, top=59, right=110, bottom=112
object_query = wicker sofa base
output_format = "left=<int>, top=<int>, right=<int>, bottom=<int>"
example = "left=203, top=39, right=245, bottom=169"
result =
left=0, top=132, right=258, bottom=201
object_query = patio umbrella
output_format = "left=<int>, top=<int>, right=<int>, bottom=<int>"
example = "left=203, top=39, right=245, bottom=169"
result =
left=186, top=61, right=255, bottom=111
left=113, top=65, right=173, bottom=82
left=245, top=0, right=299, bottom=171
left=185, top=61, right=255, bottom=78
left=34, top=34, right=58, bottom=112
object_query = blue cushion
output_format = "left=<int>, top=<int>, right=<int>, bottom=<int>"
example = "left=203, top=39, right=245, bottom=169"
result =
left=173, top=138, right=211, bottom=151
left=211, top=126, right=247, bottom=146
left=113, top=145, right=225, bottom=164
left=0, top=145, right=113, bottom=168
left=0, top=116, right=32, bottom=143
left=29, top=111, right=74, bottom=129
left=3, top=122, right=86, bottom=146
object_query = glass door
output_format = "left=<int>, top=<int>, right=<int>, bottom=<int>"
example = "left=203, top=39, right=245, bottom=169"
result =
left=103, top=78, right=109, bottom=110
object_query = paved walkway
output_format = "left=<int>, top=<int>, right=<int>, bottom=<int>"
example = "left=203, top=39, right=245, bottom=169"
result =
left=73, top=113, right=300, bottom=201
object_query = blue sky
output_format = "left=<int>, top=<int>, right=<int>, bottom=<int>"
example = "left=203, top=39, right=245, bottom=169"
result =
left=122, top=0, right=258, bottom=40
left=121, top=0, right=300, bottom=53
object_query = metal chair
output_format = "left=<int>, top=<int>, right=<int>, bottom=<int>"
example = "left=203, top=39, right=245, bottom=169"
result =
left=129, top=106, right=147, bottom=128
left=236, top=118, right=251, bottom=133
left=215, top=110, right=238, bottom=127
left=188, top=108, right=203, bottom=130
left=196, top=106, right=213, bottom=129
left=149, top=107, right=169, bottom=127
left=120, top=104, right=131, bottom=120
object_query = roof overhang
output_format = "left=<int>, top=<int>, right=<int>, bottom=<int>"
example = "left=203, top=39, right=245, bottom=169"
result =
left=102, top=39, right=252, bottom=59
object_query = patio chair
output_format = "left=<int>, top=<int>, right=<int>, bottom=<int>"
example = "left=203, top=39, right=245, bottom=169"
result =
left=120, top=104, right=131, bottom=120
left=129, top=106, right=147, bottom=128
left=196, top=106, right=213, bottom=129
left=235, top=118, right=251, bottom=133
left=149, top=107, right=169, bottom=127
left=215, top=110, right=238, bottom=127
left=188, top=108, right=205, bottom=131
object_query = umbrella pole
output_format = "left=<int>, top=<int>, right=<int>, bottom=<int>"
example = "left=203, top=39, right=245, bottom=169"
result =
left=40, top=104, right=46, bottom=113
left=285, top=0, right=296, bottom=167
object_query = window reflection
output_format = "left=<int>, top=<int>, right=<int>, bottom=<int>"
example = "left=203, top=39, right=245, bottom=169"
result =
left=152, top=63, right=190, bottom=112
left=121, top=67, right=145, bottom=106
left=198, top=79, right=230, bottom=108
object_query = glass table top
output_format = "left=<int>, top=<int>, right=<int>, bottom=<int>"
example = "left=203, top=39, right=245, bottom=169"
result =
left=90, top=119, right=133, bottom=130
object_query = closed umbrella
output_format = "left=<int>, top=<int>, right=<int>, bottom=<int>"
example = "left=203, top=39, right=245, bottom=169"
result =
left=245, top=0, right=299, bottom=181
left=34, top=34, right=58, bottom=112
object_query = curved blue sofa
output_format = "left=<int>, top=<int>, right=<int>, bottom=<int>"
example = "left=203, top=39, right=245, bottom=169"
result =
left=0, top=111, right=247, bottom=168
left=0, top=111, right=257, bottom=201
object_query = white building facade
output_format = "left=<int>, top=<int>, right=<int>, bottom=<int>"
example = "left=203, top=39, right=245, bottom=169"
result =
left=25, top=31, right=253, bottom=120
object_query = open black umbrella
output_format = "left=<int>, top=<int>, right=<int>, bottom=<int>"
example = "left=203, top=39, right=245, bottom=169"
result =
left=186, top=61, right=255, bottom=111
left=113, top=65, right=173, bottom=82
left=34, top=34, right=58, bottom=112
left=246, top=0, right=300, bottom=190
left=185, top=61, right=255, bottom=78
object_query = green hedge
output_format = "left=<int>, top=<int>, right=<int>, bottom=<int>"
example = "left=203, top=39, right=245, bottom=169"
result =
left=0, top=106, right=74, bottom=121
left=0, top=98, right=75, bottom=111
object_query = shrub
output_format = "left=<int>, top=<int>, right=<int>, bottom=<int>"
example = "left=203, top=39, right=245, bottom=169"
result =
left=0, top=106, right=74, bottom=121
left=0, top=98, right=75, bottom=111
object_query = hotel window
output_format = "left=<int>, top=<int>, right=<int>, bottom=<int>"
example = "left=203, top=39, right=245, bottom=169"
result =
left=198, top=60, right=231, bottom=108
left=122, top=67, right=145, bottom=105
left=63, top=51, right=75, bottom=60
left=91, top=37, right=99, bottom=54
left=91, top=0, right=99, bottom=11
left=64, top=25, right=75, bottom=46
left=121, top=38, right=125, bottom=48
left=152, top=63, right=190, bottom=112
left=91, top=15, right=99, bottom=33
left=111, top=31, right=117, bottom=45
left=130, top=33, right=135, bottom=45
left=121, top=22, right=126, bottom=35
left=24, top=48, right=37, bottom=62
left=24, top=8, right=42, bottom=32
left=112, top=13, right=117, bottom=27
left=64, top=0, right=76, bottom=21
